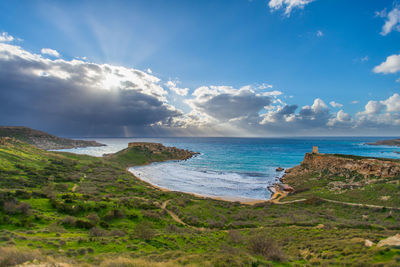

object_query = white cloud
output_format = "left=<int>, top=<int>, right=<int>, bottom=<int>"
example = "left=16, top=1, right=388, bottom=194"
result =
left=316, top=30, right=323, bottom=37
left=76, top=56, right=87, bottom=61
left=380, top=7, right=400, bottom=36
left=147, top=68, right=152, bottom=74
left=311, top=98, right=328, bottom=112
left=330, top=101, right=343, bottom=108
left=361, top=56, right=369, bottom=62
left=382, top=93, right=400, bottom=112
left=327, top=110, right=352, bottom=126
left=357, top=93, right=400, bottom=120
left=351, top=100, right=359, bottom=104
left=41, top=48, right=60, bottom=57
left=268, top=0, right=314, bottom=16
left=262, top=90, right=283, bottom=97
left=0, top=32, right=14, bottom=42
left=165, top=80, right=189, bottom=96
left=364, top=100, right=385, bottom=114
left=258, top=83, right=273, bottom=89
left=374, top=54, right=400, bottom=74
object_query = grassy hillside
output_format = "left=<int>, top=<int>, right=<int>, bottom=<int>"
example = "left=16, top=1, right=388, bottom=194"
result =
left=0, top=126, right=104, bottom=150
left=1, top=138, right=400, bottom=266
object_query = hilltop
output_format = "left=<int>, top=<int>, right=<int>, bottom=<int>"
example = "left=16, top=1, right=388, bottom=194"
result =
left=0, top=138, right=400, bottom=266
left=0, top=126, right=104, bottom=150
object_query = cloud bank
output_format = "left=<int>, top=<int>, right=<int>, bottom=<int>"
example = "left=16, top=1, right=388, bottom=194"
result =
left=1, top=32, right=400, bottom=136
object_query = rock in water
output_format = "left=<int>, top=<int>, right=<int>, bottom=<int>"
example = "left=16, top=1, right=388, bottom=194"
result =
left=276, top=167, right=284, bottom=172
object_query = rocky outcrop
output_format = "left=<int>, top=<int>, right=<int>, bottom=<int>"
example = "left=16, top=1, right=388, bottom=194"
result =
left=282, top=152, right=400, bottom=192
left=377, top=234, right=400, bottom=247
left=301, top=153, right=400, bottom=177
left=367, top=138, right=400, bottom=147
left=0, top=126, right=105, bottom=150
left=128, top=142, right=199, bottom=160
left=294, top=153, right=400, bottom=178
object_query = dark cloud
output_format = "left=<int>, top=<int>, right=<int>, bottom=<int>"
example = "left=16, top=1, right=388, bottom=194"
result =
left=0, top=44, right=181, bottom=136
left=190, top=88, right=271, bottom=121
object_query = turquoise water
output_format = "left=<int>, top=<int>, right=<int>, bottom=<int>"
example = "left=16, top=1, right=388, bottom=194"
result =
left=59, top=137, right=400, bottom=200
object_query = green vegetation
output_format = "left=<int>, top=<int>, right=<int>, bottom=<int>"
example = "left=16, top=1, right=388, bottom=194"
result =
left=0, top=126, right=104, bottom=150
left=1, top=138, right=400, bottom=266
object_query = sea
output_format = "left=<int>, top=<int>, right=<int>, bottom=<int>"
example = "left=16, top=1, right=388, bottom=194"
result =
left=57, top=137, right=400, bottom=200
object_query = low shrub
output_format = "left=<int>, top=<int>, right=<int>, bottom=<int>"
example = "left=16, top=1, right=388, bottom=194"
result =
left=248, top=234, right=286, bottom=262
left=134, top=222, right=156, bottom=240
left=0, top=247, right=43, bottom=266
left=86, top=213, right=100, bottom=224
left=60, top=216, right=76, bottom=227
left=75, top=219, right=95, bottom=229
left=89, top=227, right=108, bottom=237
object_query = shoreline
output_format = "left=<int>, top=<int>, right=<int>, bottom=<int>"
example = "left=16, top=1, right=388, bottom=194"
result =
left=127, top=166, right=270, bottom=205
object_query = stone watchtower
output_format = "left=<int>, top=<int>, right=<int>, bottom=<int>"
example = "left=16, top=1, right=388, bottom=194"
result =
left=312, top=146, right=319, bottom=154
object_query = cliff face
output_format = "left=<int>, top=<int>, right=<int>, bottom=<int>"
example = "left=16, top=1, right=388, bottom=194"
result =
left=298, top=153, right=400, bottom=178
left=283, top=153, right=400, bottom=192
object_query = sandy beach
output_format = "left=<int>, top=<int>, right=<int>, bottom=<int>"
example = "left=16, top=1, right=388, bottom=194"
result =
left=128, top=167, right=269, bottom=205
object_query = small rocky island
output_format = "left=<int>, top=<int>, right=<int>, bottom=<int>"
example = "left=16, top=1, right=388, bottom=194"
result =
left=0, top=126, right=105, bottom=150
left=366, top=138, right=400, bottom=147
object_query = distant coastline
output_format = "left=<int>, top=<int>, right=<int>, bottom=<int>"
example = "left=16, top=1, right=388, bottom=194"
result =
left=0, top=126, right=105, bottom=150
left=367, top=138, right=400, bottom=147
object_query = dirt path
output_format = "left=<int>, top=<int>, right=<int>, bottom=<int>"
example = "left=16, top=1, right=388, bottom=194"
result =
left=71, top=184, right=77, bottom=192
left=320, top=198, right=400, bottom=211
left=159, top=200, right=210, bottom=231
left=159, top=200, right=187, bottom=226
left=269, top=186, right=289, bottom=203
left=271, top=192, right=400, bottom=210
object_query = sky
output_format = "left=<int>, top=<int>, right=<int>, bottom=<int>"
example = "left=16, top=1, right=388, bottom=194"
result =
left=0, top=0, right=400, bottom=137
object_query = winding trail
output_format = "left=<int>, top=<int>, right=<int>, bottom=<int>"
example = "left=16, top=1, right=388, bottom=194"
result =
left=272, top=192, right=400, bottom=210
left=320, top=198, right=400, bottom=211
left=160, top=200, right=187, bottom=226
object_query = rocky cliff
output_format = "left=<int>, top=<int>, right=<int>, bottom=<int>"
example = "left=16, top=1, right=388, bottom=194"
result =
left=282, top=152, right=400, bottom=191
left=299, top=153, right=400, bottom=178
left=0, top=126, right=105, bottom=150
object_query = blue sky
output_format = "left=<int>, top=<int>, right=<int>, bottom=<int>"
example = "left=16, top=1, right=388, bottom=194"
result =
left=0, top=0, right=400, bottom=136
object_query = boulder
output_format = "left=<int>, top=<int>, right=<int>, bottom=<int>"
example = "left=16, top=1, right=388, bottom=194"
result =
left=278, top=184, right=294, bottom=192
left=364, top=239, right=374, bottom=247
left=276, top=167, right=284, bottom=172
left=377, top=234, right=400, bottom=247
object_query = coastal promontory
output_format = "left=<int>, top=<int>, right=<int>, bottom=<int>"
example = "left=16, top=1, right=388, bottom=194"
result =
left=0, top=126, right=105, bottom=150
left=367, top=138, right=400, bottom=147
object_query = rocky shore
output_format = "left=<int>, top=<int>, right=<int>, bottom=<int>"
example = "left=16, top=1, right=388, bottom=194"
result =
left=281, top=150, right=400, bottom=193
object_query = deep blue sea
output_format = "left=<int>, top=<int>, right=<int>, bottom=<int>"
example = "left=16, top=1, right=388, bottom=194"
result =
left=58, top=137, right=400, bottom=200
